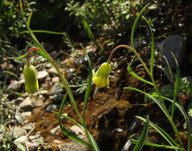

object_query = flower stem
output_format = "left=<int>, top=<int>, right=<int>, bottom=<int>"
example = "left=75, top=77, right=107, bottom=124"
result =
left=107, top=44, right=151, bottom=76
left=27, top=47, right=40, bottom=66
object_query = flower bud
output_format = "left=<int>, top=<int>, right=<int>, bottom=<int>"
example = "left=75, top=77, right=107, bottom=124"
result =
left=93, top=62, right=111, bottom=88
left=23, top=65, right=39, bottom=93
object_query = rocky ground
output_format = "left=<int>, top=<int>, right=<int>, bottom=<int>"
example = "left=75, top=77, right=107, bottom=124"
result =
left=1, top=34, right=192, bottom=151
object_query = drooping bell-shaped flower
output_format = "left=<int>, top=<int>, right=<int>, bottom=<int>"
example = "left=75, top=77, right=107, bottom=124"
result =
left=93, top=62, right=111, bottom=88
left=23, top=65, right=39, bottom=93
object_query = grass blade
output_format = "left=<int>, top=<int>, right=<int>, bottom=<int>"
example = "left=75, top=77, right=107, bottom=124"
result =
left=80, top=44, right=92, bottom=120
left=3, top=71, right=19, bottom=80
left=124, top=87, right=184, bottom=149
left=127, top=56, right=153, bottom=86
left=57, top=94, right=92, bottom=149
left=80, top=44, right=100, bottom=151
left=131, top=4, right=149, bottom=49
left=8, top=89, right=26, bottom=96
left=171, top=52, right=180, bottom=119
left=7, top=54, right=27, bottom=60
left=21, top=30, right=65, bottom=35
left=82, top=20, right=103, bottom=53
left=162, top=96, right=191, bottom=151
left=132, top=116, right=149, bottom=151
left=130, top=136, right=180, bottom=150
left=136, top=116, right=178, bottom=148
left=142, top=16, right=155, bottom=75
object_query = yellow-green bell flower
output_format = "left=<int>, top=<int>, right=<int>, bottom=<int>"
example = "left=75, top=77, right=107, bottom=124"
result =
left=23, top=65, right=39, bottom=93
left=93, top=62, right=111, bottom=88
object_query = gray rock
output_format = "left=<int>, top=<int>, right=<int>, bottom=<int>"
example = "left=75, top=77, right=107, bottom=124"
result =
left=49, top=94, right=65, bottom=104
left=7, top=80, right=22, bottom=92
left=50, top=83, right=65, bottom=104
left=74, top=56, right=88, bottom=67
left=160, top=35, right=186, bottom=70
left=58, top=140, right=88, bottom=151
left=19, top=97, right=34, bottom=112
left=45, top=104, right=59, bottom=112
left=50, top=83, right=65, bottom=95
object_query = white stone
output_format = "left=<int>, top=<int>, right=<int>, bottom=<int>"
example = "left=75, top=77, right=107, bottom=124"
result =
left=37, top=71, right=48, bottom=79
left=52, top=77, right=60, bottom=83
left=14, top=136, right=27, bottom=145
left=45, top=63, right=52, bottom=69
left=21, top=111, right=32, bottom=120
left=50, top=126, right=60, bottom=135
left=69, top=125, right=85, bottom=136
left=48, top=67, right=58, bottom=74
left=13, top=126, right=25, bottom=137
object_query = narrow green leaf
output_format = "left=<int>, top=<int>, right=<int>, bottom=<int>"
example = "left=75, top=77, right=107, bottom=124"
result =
left=3, top=71, right=19, bottom=80
left=57, top=94, right=92, bottom=149
left=26, top=41, right=36, bottom=47
left=142, top=16, right=155, bottom=75
left=136, top=116, right=178, bottom=147
left=27, top=12, right=32, bottom=30
left=54, top=112, right=83, bottom=129
left=82, top=20, right=103, bottom=53
left=80, top=43, right=100, bottom=151
left=80, top=44, right=92, bottom=119
left=26, top=14, right=56, bottom=65
left=127, top=56, right=153, bottom=86
left=133, top=116, right=149, bottom=151
left=171, top=52, right=180, bottom=119
left=7, top=54, right=27, bottom=60
left=162, top=96, right=191, bottom=151
left=57, top=111, right=99, bottom=151
left=124, top=87, right=184, bottom=150
left=131, top=137, right=180, bottom=150
left=131, top=4, right=149, bottom=49
left=8, top=89, right=26, bottom=96
left=21, top=30, right=65, bottom=35
left=124, top=87, right=168, bottom=120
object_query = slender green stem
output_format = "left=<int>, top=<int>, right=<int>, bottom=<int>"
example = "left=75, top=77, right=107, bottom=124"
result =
left=107, top=45, right=151, bottom=77
left=28, top=47, right=83, bottom=124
